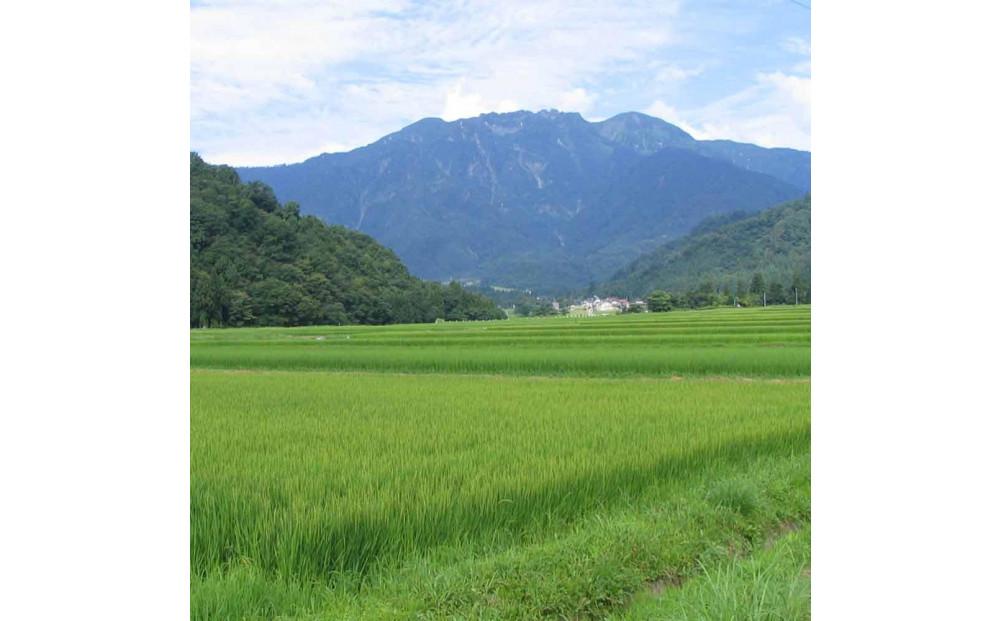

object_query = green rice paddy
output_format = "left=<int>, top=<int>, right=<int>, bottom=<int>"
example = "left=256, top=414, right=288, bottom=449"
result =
left=191, top=306, right=811, bottom=619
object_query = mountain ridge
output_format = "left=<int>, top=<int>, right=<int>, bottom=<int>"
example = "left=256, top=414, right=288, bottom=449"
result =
left=237, top=110, right=809, bottom=292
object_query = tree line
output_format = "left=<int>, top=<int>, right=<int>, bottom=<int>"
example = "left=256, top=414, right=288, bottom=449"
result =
left=645, top=271, right=811, bottom=311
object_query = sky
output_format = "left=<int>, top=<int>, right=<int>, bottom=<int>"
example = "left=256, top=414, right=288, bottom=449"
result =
left=191, top=0, right=810, bottom=166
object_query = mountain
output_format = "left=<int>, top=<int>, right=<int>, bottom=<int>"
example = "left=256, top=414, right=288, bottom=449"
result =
left=601, top=196, right=811, bottom=299
left=595, top=113, right=811, bottom=190
left=236, top=110, right=810, bottom=292
left=190, top=153, right=504, bottom=327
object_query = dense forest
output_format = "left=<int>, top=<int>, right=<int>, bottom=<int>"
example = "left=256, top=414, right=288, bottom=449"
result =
left=190, top=153, right=505, bottom=327
left=601, top=196, right=811, bottom=305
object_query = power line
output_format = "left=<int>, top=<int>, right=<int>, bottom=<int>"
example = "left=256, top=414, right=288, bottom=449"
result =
left=788, top=0, right=811, bottom=9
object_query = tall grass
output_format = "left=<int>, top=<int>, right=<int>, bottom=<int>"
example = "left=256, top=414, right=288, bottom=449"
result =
left=192, top=372, right=809, bottom=580
left=615, top=526, right=812, bottom=620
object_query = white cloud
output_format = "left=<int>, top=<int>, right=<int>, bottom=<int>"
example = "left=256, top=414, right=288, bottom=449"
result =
left=667, top=71, right=812, bottom=150
left=759, top=71, right=810, bottom=106
left=643, top=100, right=700, bottom=137
left=557, top=88, right=596, bottom=114
left=190, top=0, right=811, bottom=164
left=645, top=100, right=680, bottom=121
left=191, top=0, right=684, bottom=164
left=442, top=82, right=519, bottom=121
left=653, top=64, right=703, bottom=82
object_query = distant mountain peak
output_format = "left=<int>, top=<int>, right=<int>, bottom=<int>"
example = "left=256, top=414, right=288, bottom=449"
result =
left=388, top=110, right=590, bottom=143
left=596, top=111, right=694, bottom=154
left=603, top=110, right=674, bottom=126
left=237, top=110, right=809, bottom=292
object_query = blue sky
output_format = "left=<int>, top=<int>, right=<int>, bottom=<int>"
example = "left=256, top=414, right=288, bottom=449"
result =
left=192, top=0, right=810, bottom=166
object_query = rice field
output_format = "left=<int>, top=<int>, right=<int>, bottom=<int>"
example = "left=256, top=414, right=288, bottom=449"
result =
left=191, top=307, right=810, bottom=378
left=191, top=306, right=811, bottom=619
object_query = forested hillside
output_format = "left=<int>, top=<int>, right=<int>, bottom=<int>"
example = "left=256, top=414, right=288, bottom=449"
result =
left=190, top=153, right=504, bottom=327
left=602, top=196, right=810, bottom=301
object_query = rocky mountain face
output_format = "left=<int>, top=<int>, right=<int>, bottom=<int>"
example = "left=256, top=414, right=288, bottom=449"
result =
left=238, top=110, right=809, bottom=292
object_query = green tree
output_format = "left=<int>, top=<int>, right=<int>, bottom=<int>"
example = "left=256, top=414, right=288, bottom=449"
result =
left=767, top=282, right=786, bottom=305
left=647, top=291, right=673, bottom=312
left=228, top=290, right=255, bottom=326
left=789, top=274, right=809, bottom=304
left=189, top=153, right=504, bottom=328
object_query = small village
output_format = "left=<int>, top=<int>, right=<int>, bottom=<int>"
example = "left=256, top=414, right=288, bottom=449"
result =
left=567, top=296, right=646, bottom=316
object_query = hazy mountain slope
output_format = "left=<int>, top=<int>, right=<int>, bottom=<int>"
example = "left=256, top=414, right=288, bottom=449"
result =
left=692, top=140, right=811, bottom=194
left=601, top=196, right=811, bottom=298
left=594, top=111, right=696, bottom=154
left=238, top=110, right=809, bottom=292
left=577, top=148, right=807, bottom=281
left=594, top=112, right=810, bottom=191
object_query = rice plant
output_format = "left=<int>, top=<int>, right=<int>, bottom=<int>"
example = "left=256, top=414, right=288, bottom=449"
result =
left=190, top=306, right=811, bottom=619
left=191, top=306, right=811, bottom=378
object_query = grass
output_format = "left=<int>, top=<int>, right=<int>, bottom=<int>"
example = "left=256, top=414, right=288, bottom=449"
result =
left=193, top=451, right=810, bottom=620
left=191, top=306, right=810, bottom=378
left=191, top=306, right=811, bottom=619
left=614, top=525, right=811, bottom=620
left=190, top=343, right=809, bottom=378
